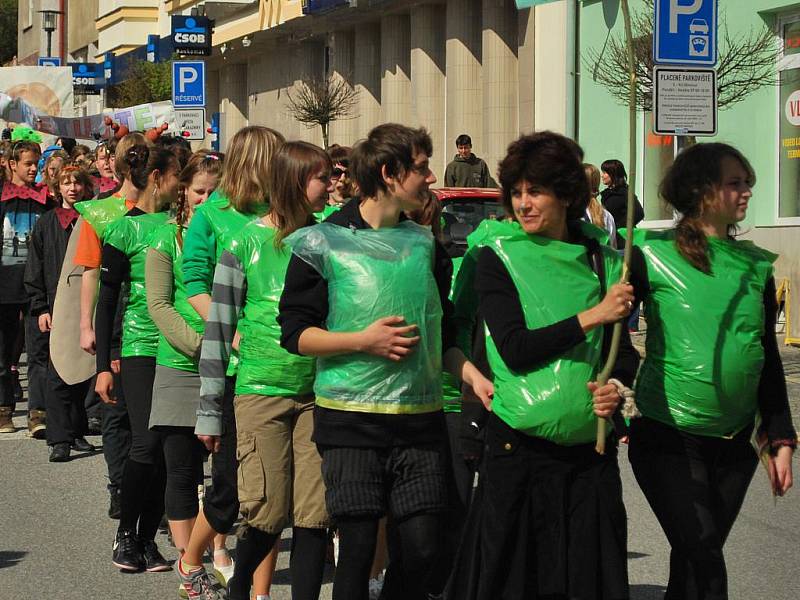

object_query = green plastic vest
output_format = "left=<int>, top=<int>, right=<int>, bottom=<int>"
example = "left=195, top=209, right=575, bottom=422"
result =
left=442, top=256, right=464, bottom=413
left=483, top=220, right=621, bottom=445
left=287, top=221, right=443, bottom=414
left=228, top=220, right=316, bottom=396
left=633, top=229, right=776, bottom=437
left=313, top=204, right=340, bottom=222
left=150, top=222, right=205, bottom=372
left=104, top=212, right=170, bottom=358
left=75, top=195, right=128, bottom=240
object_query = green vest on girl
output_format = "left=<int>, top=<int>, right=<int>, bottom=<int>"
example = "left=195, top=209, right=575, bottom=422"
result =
left=228, top=220, right=316, bottom=397
left=104, top=212, right=169, bottom=358
left=633, top=229, right=776, bottom=437
left=75, top=195, right=128, bottom=240
left=287, top=221, right=443, bottom=414
left=482, top=220, right=621, bottom=445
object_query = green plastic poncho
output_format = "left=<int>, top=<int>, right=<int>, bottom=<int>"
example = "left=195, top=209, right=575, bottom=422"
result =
left=482, top=220, right=621, bottom=445
left=150, top=222, right=205, bottom=372
left=228, top=221, right=316, bottom=397
left=313, top=204, right=340, bottom=222
left=104, top=212, right=170, bottom=358
left=633, top=229, right=776, bottom=437
left=442, top=256, right=464, bottom=413
left=75, top=195, right=128, bottom=240
left=286, top=221, right=443, bottom=414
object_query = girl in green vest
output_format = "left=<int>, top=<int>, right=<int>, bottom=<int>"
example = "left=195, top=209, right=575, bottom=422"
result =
left=199, top=141, right=333, bottom=600
left=144, top=150, right=228, bottom=598
left=181, top=126, right=285, bottom=598
left=94, top=142, right=180, bottom=573
left=628, top=143, right=796, bottom=600
left=449, top=132, right=639, bottom=600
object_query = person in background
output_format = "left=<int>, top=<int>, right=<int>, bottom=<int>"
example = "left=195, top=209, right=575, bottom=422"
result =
left=443, top=134, right=497, bottom=188
left=328, top=144, right=353, bottom=208
left=25, top=166, right=96, bottom=461
left=583, top=163, right=617, bottom=248
left=56, top=137, right=77, bottom=156
left=42, top=150, right=70, bottom=198
left=600, top=158, right=643, bottom=248
left=0, top=141, right=13, bottom=182
left=71, top=144, right=93, bottom=169
left=94, top=139, right=121, bottom=198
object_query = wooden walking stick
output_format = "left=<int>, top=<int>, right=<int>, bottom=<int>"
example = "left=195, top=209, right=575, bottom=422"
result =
left=596, top=0, right=638, bottom=454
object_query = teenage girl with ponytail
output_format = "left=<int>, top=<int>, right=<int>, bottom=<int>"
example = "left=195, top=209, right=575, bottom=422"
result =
left=144, top=150, right=228, bottom=597
left=94, top=142, right=181, bottom=572
left=628, top=143, right=796, bottom=599
left=178, top=126, right=285, bottom=597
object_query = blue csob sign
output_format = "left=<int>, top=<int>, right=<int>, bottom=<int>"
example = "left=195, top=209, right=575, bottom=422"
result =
left=654, top=0, right=717, bottom=66
left=172, top=61, right=206, bottom=108
left=171, top=15, right=212, bottom=56
left=69, top=62, right=104, bottom=95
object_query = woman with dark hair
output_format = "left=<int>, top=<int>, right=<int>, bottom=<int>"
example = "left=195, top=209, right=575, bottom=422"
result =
left=449, top=131, right=640, bottom=600
left=200, top=141, right=333, bottom=600
left=94, top=142, right=181, bottom=573
left=600, top=158, right=644, bottom=248
left=628, top=143, right=795, bottom=600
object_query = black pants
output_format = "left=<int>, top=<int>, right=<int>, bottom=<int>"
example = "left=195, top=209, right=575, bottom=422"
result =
left=0, top=304, right=23, bottom=409
left=45, top=360, right=91, bottom=445
left=121, top=356, right=161, bottom=464
left=24, top=313, right=48, bottom=412
left=629, top=417, right=758, bottom=600
left=202, top=377, right=239, bottom=534
left=102, top=369, right=131, bottom=491
left=161, top=426, right=206, bottom=521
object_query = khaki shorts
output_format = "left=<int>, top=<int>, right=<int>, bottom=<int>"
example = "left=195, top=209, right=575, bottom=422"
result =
left=234, top=393, right=328, bottom=533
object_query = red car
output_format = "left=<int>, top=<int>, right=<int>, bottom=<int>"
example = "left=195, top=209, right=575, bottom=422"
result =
left=431, top=187, right=503, bottom=248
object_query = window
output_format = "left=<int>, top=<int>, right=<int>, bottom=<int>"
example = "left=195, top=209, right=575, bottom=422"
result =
left=641, top=112, right=676, bottom=226
left=23, top=0, right=34, bottom=30
left=778, top=15, right=800, bottom=223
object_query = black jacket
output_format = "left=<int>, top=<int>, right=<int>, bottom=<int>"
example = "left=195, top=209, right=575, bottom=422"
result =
left=600, top=185, right=644, bottom=247
left=24, top=207, right=78, bottom=316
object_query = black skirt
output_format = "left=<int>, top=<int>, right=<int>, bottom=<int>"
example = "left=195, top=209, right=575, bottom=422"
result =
left=447, top=413, right=629, bottom=600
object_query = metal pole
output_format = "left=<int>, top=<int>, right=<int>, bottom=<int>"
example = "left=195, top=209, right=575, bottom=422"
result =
left=46, top=31, right=53, bottom=58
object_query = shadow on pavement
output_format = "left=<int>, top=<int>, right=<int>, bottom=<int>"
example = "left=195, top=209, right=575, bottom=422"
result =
left=630, top=584, right=667, bottom=599
left=0, top=550, right=27, bottom=570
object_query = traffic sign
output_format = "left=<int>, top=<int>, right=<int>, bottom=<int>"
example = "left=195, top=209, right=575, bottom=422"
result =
left=654, top=0, right=717, bottom=66
left=175, top=108, right=206, bottom=141
left=38, top=57, right=62, bottom=67
left=653, top=66, right=717, bottom=136
left=172, top=61, right=205, bottom=108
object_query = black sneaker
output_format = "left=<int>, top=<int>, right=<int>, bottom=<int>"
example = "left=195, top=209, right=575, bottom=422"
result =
left=142, top=539, right=172, bottom=572
left=108, top=488, right=122, bottom=520
left=112, top=529, right=143, bottom=571
left=71, top=437, right=96, bottom=452
left=49, top=442, right=70, bottom=463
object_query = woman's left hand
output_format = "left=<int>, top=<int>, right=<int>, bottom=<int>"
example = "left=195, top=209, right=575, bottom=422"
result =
left=768, top=445, right=794, bottom=496
left=587, top=381, right=621, bottom=419
left=470, top=374, right=494, bottom=412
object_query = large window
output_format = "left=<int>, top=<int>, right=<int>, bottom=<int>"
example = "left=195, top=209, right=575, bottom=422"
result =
left=778, top=16, right=800, bottom=223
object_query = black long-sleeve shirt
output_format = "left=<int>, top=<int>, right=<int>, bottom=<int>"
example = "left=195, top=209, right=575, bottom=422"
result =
left=23, top=208, right=77, bottom=316
left=278, top=198, right=455, bottom=447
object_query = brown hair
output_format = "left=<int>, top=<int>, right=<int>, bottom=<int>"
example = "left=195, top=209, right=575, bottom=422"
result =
left=43, top=150, right=70, bottom=193
left=405, top=192, right=443, bottom=240
left=219, top=126, right=285, bottom=213
left=0, top=141, right=11, bottom=183
left=114, top=132, right=149, bottom=182
left=270, top=141, right=332, bottom=247
left=498, top=131, right=588, bottom=222
left=57, top=166, right=95, bottom=202
left=660, top=143, right=755, bottom=274
left=10, top=140, right=42, bottom=162
left=351, top=124, right=433, bottom=199
left=175, top=150, right=225, bottom=248
left=124, top=142, right=180, bottom=192
left=583, top=163, right=606, bottom=228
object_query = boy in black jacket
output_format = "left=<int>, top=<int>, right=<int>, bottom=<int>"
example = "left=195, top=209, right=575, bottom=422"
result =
left=24, top=166, right=95, bottom=461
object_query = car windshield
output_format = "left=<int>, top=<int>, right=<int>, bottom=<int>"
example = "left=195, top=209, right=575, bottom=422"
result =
left=441, top=199, right=505, bottom=244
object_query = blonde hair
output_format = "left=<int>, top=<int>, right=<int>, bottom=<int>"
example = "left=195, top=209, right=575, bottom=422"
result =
left=583, top=163, right=605, bottom=228
left=114, top=132, right=149, bottom=182
left=219, top=126, right=285, bottom=213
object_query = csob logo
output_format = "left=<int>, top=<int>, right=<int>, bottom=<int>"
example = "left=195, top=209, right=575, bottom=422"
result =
left=174, top=17, right=206, bottom=45
left=72, top=63, right=97, bottom=86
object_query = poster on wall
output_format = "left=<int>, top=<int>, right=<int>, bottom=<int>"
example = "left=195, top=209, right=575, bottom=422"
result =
left=779, top=19, right=800, bottom=222
left=0, top=66, right=74, bottom=118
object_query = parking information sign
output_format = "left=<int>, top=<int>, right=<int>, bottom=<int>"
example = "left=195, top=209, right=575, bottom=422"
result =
left=654, top=66, right=717, bottom=136
left=172, top=61, right=205, bottom=108
left=654, top=0, right=717, bottom=66
left=175, top=108, right=206, bottom=141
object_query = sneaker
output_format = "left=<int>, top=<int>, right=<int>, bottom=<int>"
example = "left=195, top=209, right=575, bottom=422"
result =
left=212, top=561, right=234, bottom=587
left=368, top=575, right=384, bottom=600
left=71, top=436, right=96, bottom=452
left=108, top=488, right=122, bottom=520
left=0, top=407, right=14, bottom=433
left=177, top=557, right=227, bottom=599
left=49, top=442, right=70, bottom=462
left=27, top=410, right=46, bottom=439
left=112, top=529, right=143, bottom=571
left=142, top=539, right=172, bottom=572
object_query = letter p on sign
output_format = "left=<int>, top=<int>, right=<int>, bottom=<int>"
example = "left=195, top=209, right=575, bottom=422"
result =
left=178, top=66, right=198, bottom=92
left=669, top=0, right=703, bottom=33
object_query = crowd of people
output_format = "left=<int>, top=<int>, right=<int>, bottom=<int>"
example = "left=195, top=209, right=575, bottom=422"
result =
left=0, top=120, right=795, bottom=600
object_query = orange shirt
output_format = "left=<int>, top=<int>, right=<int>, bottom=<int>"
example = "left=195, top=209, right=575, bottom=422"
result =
left=74, top=197, right=136, bottom=269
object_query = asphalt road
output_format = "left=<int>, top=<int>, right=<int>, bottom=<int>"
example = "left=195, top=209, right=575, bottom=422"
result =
left=2, top=339, right=799, bottom=599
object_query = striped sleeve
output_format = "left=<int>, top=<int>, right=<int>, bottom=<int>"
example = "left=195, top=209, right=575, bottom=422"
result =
left=196, top=250, right=246, bottom=436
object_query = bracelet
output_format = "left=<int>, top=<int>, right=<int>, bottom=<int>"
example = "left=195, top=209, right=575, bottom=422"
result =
left=769, top=438, right=798, bottom=453
left=608, top=378, right=641, bottom=420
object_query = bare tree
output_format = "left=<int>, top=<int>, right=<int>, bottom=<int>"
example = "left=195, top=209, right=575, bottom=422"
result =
left=585, top=0, right=781, bottom=112
left=286, top=74, right=359, bottom=148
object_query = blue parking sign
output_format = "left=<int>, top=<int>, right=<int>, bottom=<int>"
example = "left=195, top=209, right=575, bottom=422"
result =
left=172, top=61, right=205, bottom=108
left=654, top=0, right=717, bottom=66
left=38, top=57, right=62, bottom=67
